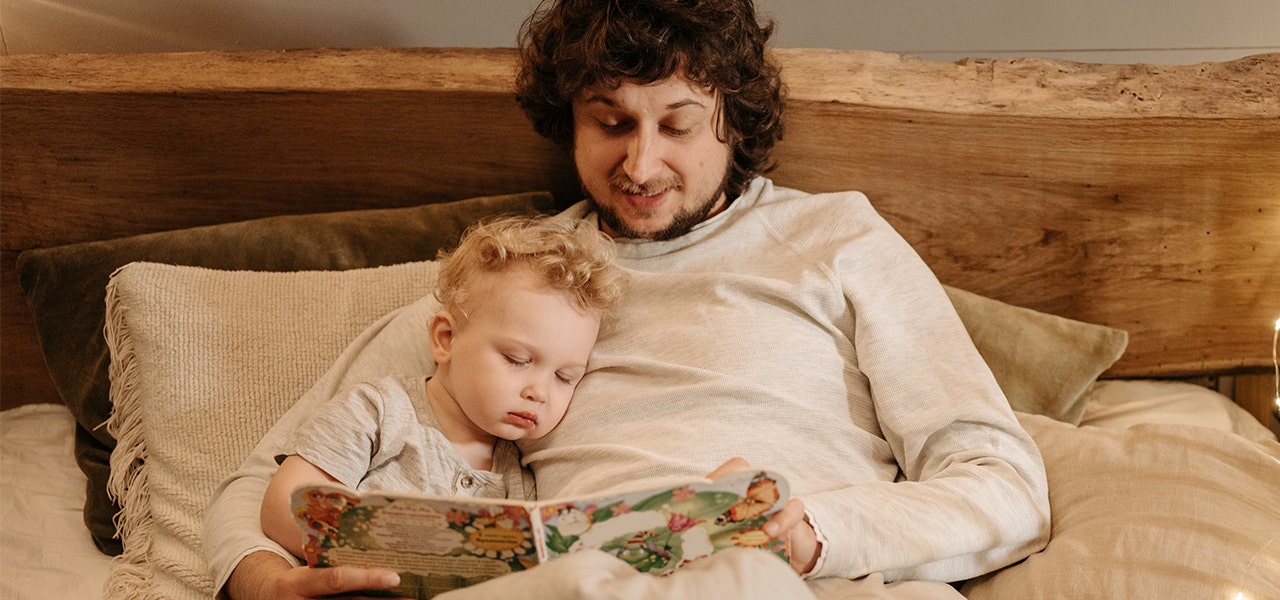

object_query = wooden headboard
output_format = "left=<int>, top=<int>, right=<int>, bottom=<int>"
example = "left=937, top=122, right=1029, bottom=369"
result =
left=3, top=48, right=1277, bottom=415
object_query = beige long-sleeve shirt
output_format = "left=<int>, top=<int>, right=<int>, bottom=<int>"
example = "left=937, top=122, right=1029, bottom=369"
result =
left=523, top=177, right=1049, bottom=581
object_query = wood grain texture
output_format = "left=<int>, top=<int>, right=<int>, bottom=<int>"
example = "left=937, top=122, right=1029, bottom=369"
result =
left=768, top=50, right=1279, bottom=377
left=2, top=47, right=1276, bottom=409
left=775, top=49, right=1279, bottom=118
left=773, top=105, right=1279, bottom=377
left=1, top=251, right=61, bottom=407
left=1233, top=373, right=1279, bottom=434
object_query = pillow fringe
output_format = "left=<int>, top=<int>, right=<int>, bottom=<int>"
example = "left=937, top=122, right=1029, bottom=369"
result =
left=104, top=270, right=157, bottom=600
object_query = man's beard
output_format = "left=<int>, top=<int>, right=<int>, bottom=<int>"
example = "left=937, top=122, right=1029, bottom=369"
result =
left=590, top=167, right=732, bottom=242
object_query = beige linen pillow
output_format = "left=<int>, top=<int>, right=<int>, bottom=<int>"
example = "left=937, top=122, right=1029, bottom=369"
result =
left=104, top=261, right=439, bottom=599
left=963, top=413, right=1280, bottom=599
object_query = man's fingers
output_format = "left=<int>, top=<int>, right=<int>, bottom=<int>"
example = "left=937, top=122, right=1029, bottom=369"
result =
left=762, top=498, right=805, bottom=537
left=706, top=456, right=751, bottom=480
left=286, top=565, right=401, bottom=597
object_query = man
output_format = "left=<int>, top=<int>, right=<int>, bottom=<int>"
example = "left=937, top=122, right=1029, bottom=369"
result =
left=204, top=1, right=1050, bottom=598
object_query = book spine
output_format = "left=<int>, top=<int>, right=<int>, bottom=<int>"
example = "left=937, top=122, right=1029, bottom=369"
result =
left=531, top=504, right=549, bottom=563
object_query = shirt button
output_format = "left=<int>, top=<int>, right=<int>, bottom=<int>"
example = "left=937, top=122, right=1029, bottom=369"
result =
left=460, top=475, right=475, bottom=489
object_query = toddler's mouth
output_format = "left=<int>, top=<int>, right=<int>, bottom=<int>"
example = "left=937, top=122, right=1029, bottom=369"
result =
left=506, top=411, right=539, bottom=429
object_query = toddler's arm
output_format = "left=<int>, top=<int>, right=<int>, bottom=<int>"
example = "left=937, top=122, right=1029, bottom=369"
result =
left=260, top=455, right=341, bottom=559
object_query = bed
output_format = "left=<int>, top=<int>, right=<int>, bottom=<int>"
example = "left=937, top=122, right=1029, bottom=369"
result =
left=2, top=47, right=1278, bottom=599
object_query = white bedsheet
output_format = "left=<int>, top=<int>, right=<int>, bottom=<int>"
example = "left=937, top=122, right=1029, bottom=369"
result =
left=1081, top=379, right=1277, bottom=442
left=1, top=403, right=113, bottom=600
left=0, top=380, right=1271, bottom=600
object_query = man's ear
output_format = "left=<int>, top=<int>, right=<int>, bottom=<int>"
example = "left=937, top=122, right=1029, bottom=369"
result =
left=428, top=310, right=457, bottom=365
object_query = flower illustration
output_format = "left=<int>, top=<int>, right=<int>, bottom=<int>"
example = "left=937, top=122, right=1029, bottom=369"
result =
left=667, top=512, right=702, bottom=533
left=460, top=523, right=534, bottom=560
left=447, top=509, right=471, bottom=527
left=501, top=505, right=528, bottom=526
left=671, top=486, right=696, bottom=503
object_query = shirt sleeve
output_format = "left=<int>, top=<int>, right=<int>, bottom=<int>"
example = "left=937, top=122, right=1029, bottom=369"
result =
left=287, top=382, right=387, bottom=489
left=802, top=193, right=1051, bottom=582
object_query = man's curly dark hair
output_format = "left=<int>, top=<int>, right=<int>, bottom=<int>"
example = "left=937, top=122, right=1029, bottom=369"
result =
left=515, top=0, right=786, bottom=199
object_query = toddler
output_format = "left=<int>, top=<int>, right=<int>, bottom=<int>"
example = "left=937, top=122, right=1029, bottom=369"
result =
left=260, top=215, right=624, bottom=558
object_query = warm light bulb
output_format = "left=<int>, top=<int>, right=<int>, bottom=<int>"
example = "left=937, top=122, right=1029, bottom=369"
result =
left=1275, top=316, right=1280, bottom=415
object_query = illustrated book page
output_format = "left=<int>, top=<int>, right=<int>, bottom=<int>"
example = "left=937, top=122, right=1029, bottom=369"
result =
left=291, top=469, right=791, bottom=597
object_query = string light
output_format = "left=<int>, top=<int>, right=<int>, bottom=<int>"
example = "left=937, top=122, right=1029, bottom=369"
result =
left=1273, top=317, right=1280, bottom=414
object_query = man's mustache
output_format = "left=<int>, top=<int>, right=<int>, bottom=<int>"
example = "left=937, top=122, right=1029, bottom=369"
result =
left=610, top=172, right=683, bottom=196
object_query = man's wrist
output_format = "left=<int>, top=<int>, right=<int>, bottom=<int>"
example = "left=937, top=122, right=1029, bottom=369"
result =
left=226, top=550, right=292, bottom=600
left=799, top=508, right=829, bottom=579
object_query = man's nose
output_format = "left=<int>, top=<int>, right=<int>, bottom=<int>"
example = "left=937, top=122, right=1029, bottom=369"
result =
left=623, top=129, right=663, bottom=185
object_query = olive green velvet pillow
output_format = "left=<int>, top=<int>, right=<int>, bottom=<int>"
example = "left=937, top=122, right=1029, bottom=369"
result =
left=944, top=286, right=1128, bottom=425
left=15, top=191, right=555, bottom=555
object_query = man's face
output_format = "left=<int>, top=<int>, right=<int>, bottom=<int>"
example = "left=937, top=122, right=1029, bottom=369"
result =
left=571, top=76, right=733, bottom=241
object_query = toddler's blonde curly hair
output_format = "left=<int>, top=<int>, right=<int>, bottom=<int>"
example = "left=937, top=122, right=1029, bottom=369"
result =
left=435, top=215, right=625, bottom=317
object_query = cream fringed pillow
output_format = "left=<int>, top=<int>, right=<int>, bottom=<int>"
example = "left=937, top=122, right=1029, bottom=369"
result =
left=104, top=261, right=439, bottom=600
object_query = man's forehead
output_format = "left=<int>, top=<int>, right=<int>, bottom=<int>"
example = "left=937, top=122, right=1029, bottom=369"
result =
left=574, top=77, right=717, bottom=108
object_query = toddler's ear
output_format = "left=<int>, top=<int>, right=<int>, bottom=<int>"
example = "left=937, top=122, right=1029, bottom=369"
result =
left=427, top=310, right=457, bottom=364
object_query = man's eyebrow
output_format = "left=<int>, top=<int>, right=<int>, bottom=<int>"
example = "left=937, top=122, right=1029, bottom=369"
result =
left=579, top=94, right=615, bottom=107
left=665, top=99, right=707, bottom=110
left=579, top=94, right=707, bottom=111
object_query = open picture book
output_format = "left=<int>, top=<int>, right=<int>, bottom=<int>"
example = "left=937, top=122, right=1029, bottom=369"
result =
left=290, top=470, right=792, bottom=597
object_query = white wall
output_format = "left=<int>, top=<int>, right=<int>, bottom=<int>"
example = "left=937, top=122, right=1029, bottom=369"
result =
left=1, top=0, right=1277, bottom=64
left=758, top=0, right=1280, bottom=64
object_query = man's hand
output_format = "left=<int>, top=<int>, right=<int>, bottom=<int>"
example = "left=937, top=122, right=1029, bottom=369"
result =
left=769, top=500, right=820, bottom=575
left=706, top=457, right=822, bottom=576
left=228, top=550, right=403, bottom=600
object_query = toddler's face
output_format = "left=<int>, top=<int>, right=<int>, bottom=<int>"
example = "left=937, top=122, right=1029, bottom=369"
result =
left=443, top=268, right=600, bottom=441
